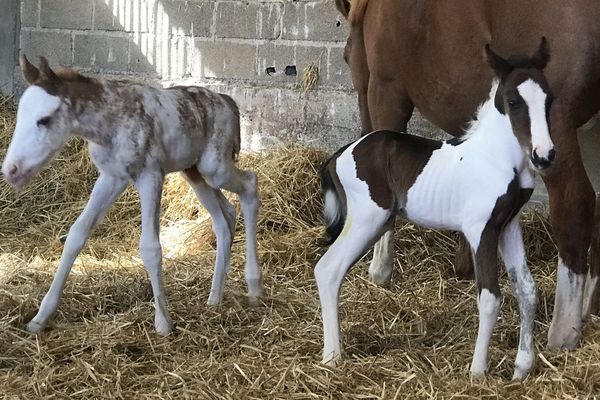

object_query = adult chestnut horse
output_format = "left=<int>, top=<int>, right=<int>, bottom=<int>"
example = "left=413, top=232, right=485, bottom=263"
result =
left=335, top=0, right=600, bottom=350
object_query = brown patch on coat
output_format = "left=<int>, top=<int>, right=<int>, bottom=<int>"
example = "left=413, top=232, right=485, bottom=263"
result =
left=183, top=166, right=205, bottom=184
left=20, top=56, right=105, bottom=107
left=474, top=175, right=533, bottom=296
left=353, top=130, right=441, bottom=210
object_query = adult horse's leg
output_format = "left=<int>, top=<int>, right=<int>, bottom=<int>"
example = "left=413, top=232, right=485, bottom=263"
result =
left=182, top=168, right=236, bottom=306
left=367, top=77, right=414, bottom=287
left=544, top=125, right=595, bottom=350
left=26, top=174, right=128, bottom=333
left=583, top=193, right=600, bottom=318
left=455, top=236, right=476, bottom=280
left=499, top=215, right=536, bottom=381
left=135, top=171, right=172, bottom=335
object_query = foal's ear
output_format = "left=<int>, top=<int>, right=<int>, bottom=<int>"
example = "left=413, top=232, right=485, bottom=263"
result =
left=20, top=55, right=40, bottom=85
left=485, top=44, right=513, bottom=79
left=531, top=36, right=550, bottom=70
left=335, top=0, right=351, bottom=20
left=38, top=56, right=60, bottom=83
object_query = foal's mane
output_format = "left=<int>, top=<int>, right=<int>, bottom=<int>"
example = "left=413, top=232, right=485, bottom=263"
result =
left=459, top=79, right=501, bottom=142
left=54, top=68, right=97, bottom=85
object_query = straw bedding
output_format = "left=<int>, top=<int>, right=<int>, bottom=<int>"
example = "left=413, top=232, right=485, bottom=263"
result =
left=0, top=99, right=599, bottom=399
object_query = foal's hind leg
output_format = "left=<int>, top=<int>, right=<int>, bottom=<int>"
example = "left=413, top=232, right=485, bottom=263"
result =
left=205, top=164, right=262, bottom=300
left=463, top=223, right=501, bottom=378
left=182, top=168, right=236, bottom=305
left=499, top=215, right=536, bottom=381
left=316, top=202, right=392, bottom=366
left=583, top=192, right=600, bottom=319
left=136, top=171, right=172, bottom=335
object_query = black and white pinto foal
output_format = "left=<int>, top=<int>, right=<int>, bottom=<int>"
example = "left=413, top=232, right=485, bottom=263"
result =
left=2, top=56, right=263, bottom=335
left=316, top=43, right=554, bottom=380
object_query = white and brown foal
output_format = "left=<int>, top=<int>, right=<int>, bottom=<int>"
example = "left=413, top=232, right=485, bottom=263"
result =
left=2, top=56, right=263, bottom=335
left=316, top=43, right=554, bottom=380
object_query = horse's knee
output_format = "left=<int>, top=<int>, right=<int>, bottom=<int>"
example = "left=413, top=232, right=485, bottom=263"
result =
left=140, top=237, right=162, bottom=269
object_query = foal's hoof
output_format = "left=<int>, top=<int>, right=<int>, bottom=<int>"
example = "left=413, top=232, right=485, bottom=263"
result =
left=512, top=367, right=530, bottom=381
left=26, top=319, right=45, bottom=334
left=155, top=317, right=173, bottom=336
left=512, top=350, right=534, bottom=381
left=547, top=327, right=581, bottom=351
left=206, top=296, right=223, bottom=306
left=321, top=355, right=341, bottom=368
left=469, top=370, right=486, bottom=382
left=246, top=278, right=263, bottom=299
left=369, top=271, right=392, bottom=288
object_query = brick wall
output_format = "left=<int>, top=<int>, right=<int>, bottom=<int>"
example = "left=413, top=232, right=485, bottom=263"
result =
left=18, top=0, right=439, bottom=150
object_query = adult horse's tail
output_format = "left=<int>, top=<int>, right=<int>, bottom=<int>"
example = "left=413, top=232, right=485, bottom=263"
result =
left=319, top=145, right=350, bottom=246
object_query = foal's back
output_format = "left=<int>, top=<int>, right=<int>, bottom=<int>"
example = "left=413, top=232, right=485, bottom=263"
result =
left=92, top=81, right=240, bottom=175
left=337, top=128, right=522, bottom=231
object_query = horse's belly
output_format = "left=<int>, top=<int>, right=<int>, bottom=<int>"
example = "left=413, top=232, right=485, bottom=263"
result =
left=159, top=129, right=205, bottom=172
left=404, top=184, right=463, bottom=231
left=403, top=153, right=463, bottom=231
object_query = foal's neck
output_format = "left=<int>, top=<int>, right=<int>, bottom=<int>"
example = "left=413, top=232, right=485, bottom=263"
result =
left=68, top=81, right=130, bottom=146
left=462, top=104, right=525, bottom=170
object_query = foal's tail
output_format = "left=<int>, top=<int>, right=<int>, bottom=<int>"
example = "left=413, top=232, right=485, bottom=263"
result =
left=319, top=145, right=350, bottom=246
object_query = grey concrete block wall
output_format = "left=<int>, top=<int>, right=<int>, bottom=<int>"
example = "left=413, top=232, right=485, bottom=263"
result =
left=10, top=0, right=447, bottom=154
left=0, top=0, right=19, bottom=96
left=14, top=0, right=375, bottom=151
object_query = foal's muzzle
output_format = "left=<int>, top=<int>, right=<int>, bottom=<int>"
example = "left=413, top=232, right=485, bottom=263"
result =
left=530, top=148, right=556, bottom=170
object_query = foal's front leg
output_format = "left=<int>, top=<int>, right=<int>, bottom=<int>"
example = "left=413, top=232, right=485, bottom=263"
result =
left=499, top=215, right=537, bottom=380
left=27, top=174, right=128, bottom=333
left=135, top=171, right=172, bottom=335
left=464, top=224, right=501, bottom=378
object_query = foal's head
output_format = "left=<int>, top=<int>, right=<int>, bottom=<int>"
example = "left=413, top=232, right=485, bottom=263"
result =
left=486, top=38, right=555, bottom=171
left=2, top=56, right=100, bottom=189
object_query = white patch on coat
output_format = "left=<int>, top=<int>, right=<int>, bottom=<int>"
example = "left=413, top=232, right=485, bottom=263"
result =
left=405, top=82, right=522, bottom=250
left=548, top=257, right=585, bottom=349
left=470, top=288, right=501, bottom=376
left=517, top=79, right=553, bottom=159
left=324, top=189, right=341, bottom=226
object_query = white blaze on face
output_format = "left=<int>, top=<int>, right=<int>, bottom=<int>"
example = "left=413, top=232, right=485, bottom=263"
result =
left=2, top=86, right=62, bottom=188
left=517, top=79, right=553, bottom=159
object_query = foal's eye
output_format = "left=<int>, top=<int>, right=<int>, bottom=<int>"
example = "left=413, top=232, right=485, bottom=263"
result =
left=507, top=100, right=521, bottom=109
left=37, top=117, right=51, bottom=127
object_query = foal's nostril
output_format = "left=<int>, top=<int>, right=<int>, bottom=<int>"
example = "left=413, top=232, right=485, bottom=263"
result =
left=8, top=164, right=18, bottom=176
left=531, top=149, right=540, bottom=162
left=547, top=149, right=556, bottom=162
